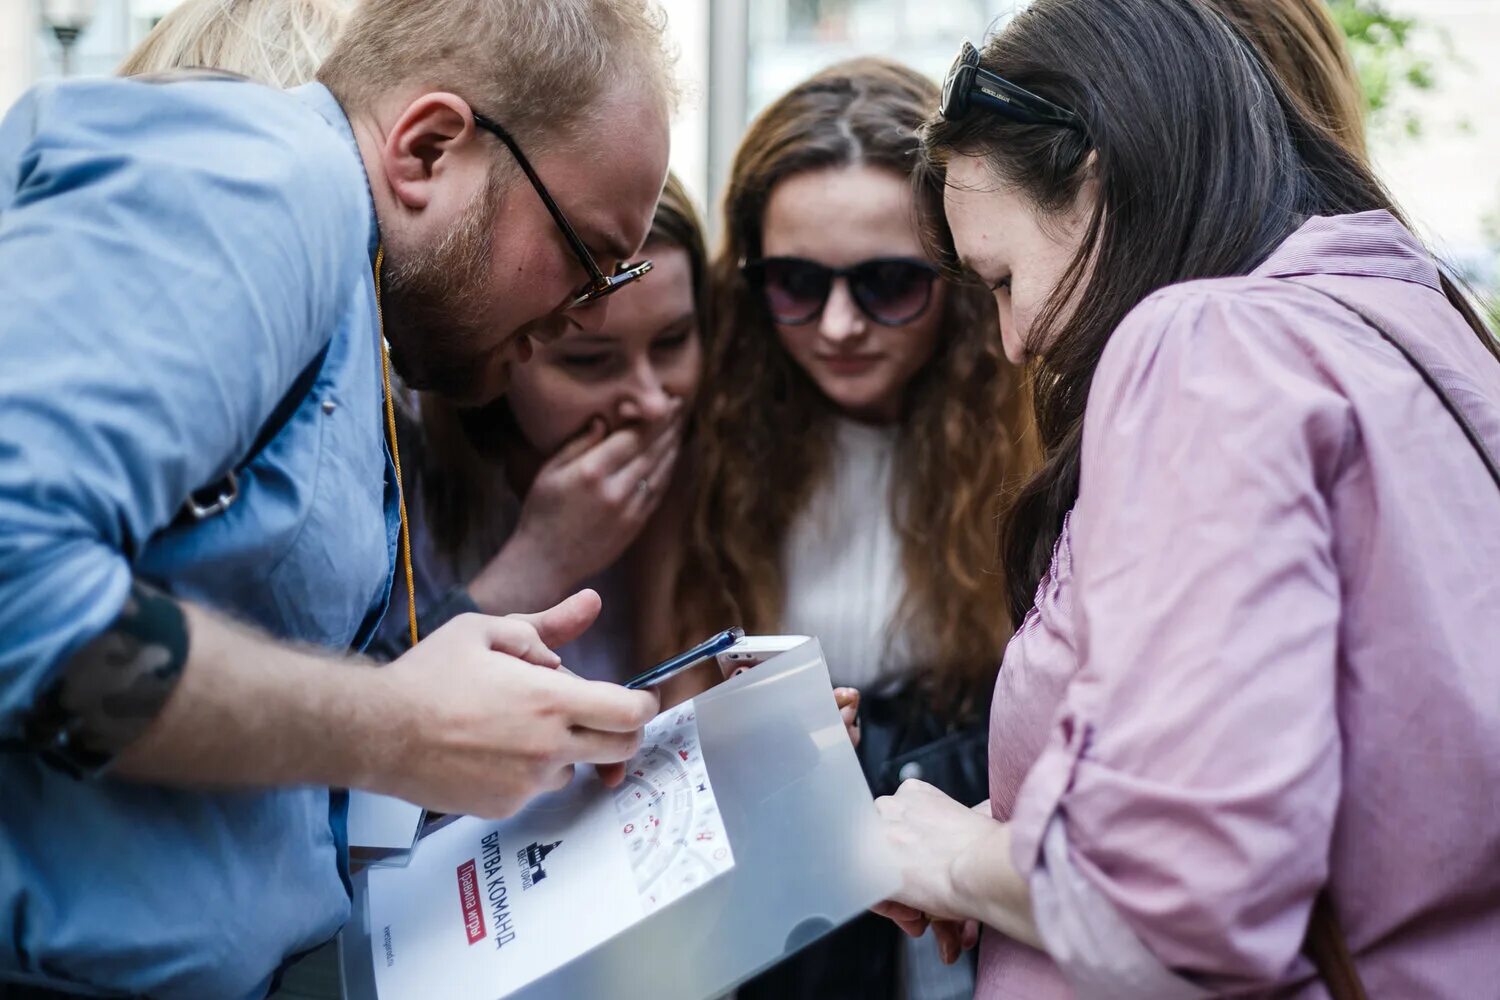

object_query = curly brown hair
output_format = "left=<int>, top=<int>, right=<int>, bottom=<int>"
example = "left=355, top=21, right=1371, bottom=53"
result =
left=675, top=58, right=1035, bottom=721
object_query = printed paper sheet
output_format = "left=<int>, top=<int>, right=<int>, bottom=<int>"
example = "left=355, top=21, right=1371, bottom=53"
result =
left=365, top=701, right=733, bottom=999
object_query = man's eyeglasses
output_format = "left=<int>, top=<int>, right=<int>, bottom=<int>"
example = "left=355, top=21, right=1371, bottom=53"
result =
left=940, top=40, right=1084, bottom=132
left=471, top=112, right=652, bottom=309
left=742, top=256, right=941, bottom=327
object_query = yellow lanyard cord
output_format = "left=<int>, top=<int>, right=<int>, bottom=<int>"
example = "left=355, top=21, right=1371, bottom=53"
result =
left=374, top=244, right=420, bottom=649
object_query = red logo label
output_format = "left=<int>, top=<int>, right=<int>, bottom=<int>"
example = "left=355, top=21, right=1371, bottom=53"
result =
left=457, top=859, right=486, bottom=945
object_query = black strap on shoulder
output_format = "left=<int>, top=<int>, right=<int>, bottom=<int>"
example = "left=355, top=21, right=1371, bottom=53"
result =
left=1295, top=282, right=1500, bottom=494
left=1285, top=280, right=1500, bottom=1000
left=178, top=343, right=330, bottom=524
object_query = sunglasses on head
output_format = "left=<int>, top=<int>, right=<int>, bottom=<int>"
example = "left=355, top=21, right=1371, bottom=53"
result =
left=470, top=110, right=653, bottom=309
left=940, top=39, right=1084, bottom=132
left=742, top=256, right=942, bottom=327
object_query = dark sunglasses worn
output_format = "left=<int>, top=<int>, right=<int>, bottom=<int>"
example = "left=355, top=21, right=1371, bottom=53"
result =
left=940, top=39, right=1084, bottom=132
left=471, top=111, right=653, bottom=309
left=742, top=256, right=942, bottom=327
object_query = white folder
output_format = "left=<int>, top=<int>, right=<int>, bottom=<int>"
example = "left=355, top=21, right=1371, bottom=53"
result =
left=338, top=635, right=899, bottom=1000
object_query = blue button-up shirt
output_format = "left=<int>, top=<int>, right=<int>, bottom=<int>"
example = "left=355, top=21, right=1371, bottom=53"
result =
left=0, top=77, right=398, bottom=998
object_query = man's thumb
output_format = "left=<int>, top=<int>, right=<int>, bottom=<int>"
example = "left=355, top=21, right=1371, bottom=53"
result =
left=512, top=589, right=602, bottom=649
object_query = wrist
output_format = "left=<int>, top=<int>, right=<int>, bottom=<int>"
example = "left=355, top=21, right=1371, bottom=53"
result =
left=950, top=820, right=1042, bottom=948
left=467, top=531, right=570, bottom=614
left=326, top=657, right=413, bottom=794
left=953, top=820, right=1016, bottom=918
left=113, top=605, right=391, bottom=792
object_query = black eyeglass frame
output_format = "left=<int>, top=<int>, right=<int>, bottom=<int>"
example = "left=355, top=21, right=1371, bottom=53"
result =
left=940, top=40, right=1084, bottom=132
left=741, top=255, right=943, bottom=327
left=471, top=111, right=653, bottom=309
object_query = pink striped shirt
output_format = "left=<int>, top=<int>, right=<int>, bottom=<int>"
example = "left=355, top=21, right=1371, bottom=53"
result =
left=981, top=212, right=1500, bottom=998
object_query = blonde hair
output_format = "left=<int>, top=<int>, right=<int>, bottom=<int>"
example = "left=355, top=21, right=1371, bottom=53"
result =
left=119, top=0, right=349, bottom=88
left=318, top=0, right=676, bottom=152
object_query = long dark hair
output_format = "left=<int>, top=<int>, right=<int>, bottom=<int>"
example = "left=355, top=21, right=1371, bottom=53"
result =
left=676, top=58, right=1035, bottom=721
left=921, top=0, right=1498, bottom=626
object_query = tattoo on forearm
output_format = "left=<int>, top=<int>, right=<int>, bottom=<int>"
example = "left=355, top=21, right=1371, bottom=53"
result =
left=26, top=578, right=189, bottom=773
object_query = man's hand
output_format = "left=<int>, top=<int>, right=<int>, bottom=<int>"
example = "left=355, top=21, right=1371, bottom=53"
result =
left=112, top=595, right=656, bottom=821
left=503, top=588, right=642, bottom=789
left=365, top=610, right=658, bottom=818
left=500, top=588, right=604, bottom=664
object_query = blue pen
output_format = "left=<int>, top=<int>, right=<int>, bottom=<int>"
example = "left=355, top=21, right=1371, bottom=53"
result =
left=623, top=627, right=746, bottom=690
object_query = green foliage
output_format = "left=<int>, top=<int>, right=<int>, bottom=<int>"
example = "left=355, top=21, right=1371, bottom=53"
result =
left=1329, top=0, right=1450, bottom=140
left=1483, top=204, right=1500, bottom=335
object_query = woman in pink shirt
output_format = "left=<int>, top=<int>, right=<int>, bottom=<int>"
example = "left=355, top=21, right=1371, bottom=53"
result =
left=870, top=1, right=1500, bottom=997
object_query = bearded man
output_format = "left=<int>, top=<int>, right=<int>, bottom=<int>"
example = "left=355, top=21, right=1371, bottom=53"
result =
left=0, top=2, right=672, bottom=996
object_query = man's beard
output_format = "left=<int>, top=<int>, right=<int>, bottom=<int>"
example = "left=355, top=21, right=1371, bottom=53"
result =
left=380, top=188, right=514, bottom=406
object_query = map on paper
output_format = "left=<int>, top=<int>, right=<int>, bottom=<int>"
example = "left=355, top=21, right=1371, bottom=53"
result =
left=612, top=705, right=733, bottom=913
left=365, top=701, right=733, bottom=999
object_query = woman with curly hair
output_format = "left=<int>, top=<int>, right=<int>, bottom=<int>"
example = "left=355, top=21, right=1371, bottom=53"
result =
left=674, top=57, right=1034, bottom=1000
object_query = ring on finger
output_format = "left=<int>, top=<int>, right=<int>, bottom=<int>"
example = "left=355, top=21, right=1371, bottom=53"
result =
left=636, top=477, right=653, bottom=499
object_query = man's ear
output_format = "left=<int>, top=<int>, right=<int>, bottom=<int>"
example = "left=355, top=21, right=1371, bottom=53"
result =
left=382, top=92, right=477, bottom=211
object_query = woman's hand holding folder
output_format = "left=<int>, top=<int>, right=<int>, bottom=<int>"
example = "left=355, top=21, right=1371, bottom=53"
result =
left=835, top=686, right=861, bottom=749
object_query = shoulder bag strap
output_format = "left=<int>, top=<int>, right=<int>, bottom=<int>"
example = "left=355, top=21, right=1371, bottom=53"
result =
left=1302, top=893, right=1369, bottom=1000
left=1296, top=282, right=1500, bottom=491
left=177, top=342, right=331, bottom=524
left=1291, top=281, right=1500, bottom=1000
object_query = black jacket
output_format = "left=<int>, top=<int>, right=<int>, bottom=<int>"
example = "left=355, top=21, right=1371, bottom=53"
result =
left=736, top=686, right=990, bottom=1000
